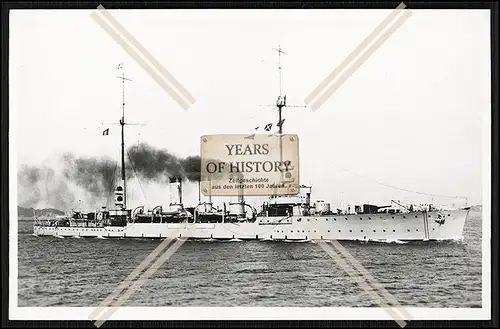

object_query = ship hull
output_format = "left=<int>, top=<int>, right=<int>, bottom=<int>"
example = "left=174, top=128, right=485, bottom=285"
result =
left=33, top=208, right=470, bottom=242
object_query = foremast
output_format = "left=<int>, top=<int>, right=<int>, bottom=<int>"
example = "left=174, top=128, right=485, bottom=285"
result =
left=117, top=63, right=132, bottom=210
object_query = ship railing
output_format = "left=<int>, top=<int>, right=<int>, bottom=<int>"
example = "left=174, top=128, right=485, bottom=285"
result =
left=34, top=217, right=63, bottom=227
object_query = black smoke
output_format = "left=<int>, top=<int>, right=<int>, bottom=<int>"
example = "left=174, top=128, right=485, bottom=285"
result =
left=17, top=142, right=202, bottom=209
left=126, top=142, right=201, bottom=184
left=17, top=164, right=44, bottom=207
left=62, top=152, right=118, bottom=200
left=17, top=164, right=77, bottom=210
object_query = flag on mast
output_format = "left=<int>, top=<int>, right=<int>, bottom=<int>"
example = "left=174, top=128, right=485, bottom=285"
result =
left=103, top=128, right=109, bottom=136
left=245, top=122, right=273, bottom=139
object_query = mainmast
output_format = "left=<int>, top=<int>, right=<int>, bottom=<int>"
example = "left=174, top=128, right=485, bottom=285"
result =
left=273, top=43, right=287, bottom=134
left=117, top=63, right=132, bottom=209
left=271, top=43, right=305, bottom=134
left=273, top=41, right=286, bottom=99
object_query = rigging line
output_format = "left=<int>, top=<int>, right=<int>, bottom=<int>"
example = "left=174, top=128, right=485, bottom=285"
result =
left=125, top=146, right=148, bottom=203
left=340, top=168, right=466, bottom=199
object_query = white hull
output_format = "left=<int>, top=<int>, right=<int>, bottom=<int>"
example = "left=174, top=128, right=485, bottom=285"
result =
left=33, top=208, right=470, bottom=241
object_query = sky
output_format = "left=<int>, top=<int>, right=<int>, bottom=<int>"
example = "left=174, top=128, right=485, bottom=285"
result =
left=10, top=8, right=490, bottom=210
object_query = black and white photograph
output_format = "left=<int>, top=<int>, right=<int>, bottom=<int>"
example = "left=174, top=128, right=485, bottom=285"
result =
left=7, top=4, right=492, bottom=326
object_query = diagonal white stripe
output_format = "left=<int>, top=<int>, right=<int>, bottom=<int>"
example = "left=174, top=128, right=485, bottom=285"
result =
left=90, top=6, right=195, bottom=110
left=329, top=240, right=414, bottom=321
left=88, top=237, right=176, bottom=320
left=308, top=10, right=413, bottom=111
left=318, top=241, right=410, bottom=328
left=305, top=3, right=412, bottom=111
left=305, top=2, right=407, bottom=104
left=95, top=5, right=196, bottom=105
left=93, top=235, right=191, bottom=327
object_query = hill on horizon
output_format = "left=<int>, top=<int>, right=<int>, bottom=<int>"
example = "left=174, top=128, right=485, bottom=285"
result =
left=18, top=206, right=65, bottom=218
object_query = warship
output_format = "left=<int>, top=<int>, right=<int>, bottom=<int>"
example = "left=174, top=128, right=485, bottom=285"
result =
left=32, top=53, right=470, bottom=242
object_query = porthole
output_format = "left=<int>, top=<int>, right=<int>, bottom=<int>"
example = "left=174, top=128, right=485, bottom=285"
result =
left=415, top=216, right=418, bottom=218
left=403, top=216, right=406, bottom=219
left=368, top=217, right=371, bottom=220
left=383, top=230, right=386, bottom=232
left=373, top=230, right=376, bottom=232
left=326, top=218, right=329, bottom=221
left=360, top=218, right=362, bottom=220
left=433, top=228, right=435, bottom=230
left=361, top=230, right=364, bottom=232
left=345, top=218, right=348, bottom=220
left=407, top=229, right=410, bottom=232
left=393, top=229, right=396, bottom=232
left=328, top=230, right=330, bottom=233
left=314, top=230, right=317, bottom=233
left=338, top=230, right=341, bottom=232
left=334, top=218, right=337, bottom=221
left=392, top=216, right=394, bottom=219
left=349, top=230, right=352, bottom=232
left=448, top=214, right=450, bottom=217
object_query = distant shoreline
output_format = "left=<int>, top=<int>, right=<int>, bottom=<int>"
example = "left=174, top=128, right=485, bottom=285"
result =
left=18, top=217, right=35, bottom=221
left=17, top=206, right=65, bottom=218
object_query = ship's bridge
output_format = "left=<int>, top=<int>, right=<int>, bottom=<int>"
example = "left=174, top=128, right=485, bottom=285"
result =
left=267, top=185, right=312, bottom=206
